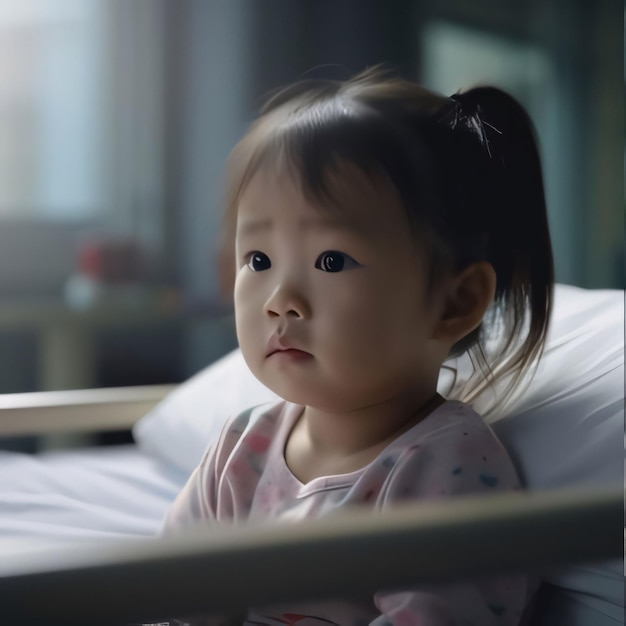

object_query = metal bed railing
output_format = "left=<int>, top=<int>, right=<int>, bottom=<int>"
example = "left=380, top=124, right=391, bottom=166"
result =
left=0, top=385, right=174, bottom=437
left=0, top=387, right=622, bottom=626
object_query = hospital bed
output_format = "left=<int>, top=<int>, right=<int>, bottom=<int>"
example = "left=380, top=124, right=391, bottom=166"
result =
left=0, top=283, right=623, bottom=625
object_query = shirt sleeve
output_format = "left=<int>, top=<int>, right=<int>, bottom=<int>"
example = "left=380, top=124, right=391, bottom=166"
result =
left=162, top=407, right=259, bottom=532
left=162, top=437, right=220, bottom=532
left=370, top=414, right=530, bottom=626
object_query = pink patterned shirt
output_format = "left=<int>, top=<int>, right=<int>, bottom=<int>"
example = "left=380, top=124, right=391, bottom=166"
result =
left=165, top=400, right=532, bottom=626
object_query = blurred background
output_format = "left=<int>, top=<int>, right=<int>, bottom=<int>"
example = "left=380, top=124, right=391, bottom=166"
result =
left=0, top=0, right=622, bottom=399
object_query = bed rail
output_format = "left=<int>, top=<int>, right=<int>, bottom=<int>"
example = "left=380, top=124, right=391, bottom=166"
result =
left=0, top=385, right=174, bottom=437
left=1, top=487, right=621, bottom=625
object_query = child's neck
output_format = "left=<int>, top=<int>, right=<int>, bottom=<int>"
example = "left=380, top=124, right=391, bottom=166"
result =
left=284, top=390, right=445, bottom=484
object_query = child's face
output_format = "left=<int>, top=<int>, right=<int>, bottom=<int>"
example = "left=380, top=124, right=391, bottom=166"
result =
left=234, top=164, right=446, bottom=412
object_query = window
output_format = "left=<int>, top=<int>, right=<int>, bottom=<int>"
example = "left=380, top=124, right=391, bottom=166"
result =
left=0, top=0, right=166, bottom=296
left=0, top=0, right=109, bottom=218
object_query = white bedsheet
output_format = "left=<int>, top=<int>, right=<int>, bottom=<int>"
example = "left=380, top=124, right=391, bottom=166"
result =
left=0, top=444, right=187, bottom=559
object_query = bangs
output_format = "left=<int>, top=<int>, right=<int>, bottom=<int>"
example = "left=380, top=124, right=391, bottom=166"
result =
left=227, top=94, right=438, bottom=220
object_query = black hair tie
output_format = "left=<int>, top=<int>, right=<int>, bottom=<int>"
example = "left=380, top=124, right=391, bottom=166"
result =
left=449, top=92, right=501, bottom=157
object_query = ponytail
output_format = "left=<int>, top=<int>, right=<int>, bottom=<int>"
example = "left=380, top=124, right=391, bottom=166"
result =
left=440, top=87, right=554, bottom=406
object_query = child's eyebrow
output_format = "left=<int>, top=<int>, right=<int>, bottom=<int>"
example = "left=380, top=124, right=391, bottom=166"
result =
left=237, top=217, right=360, bottom=236
left=236, top=219, right=272, bottom=236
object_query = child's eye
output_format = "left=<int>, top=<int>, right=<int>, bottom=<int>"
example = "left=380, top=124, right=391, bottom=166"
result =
left=245, top=251, right=271, bottom=271
left=314, top=251, right=358, bottom=273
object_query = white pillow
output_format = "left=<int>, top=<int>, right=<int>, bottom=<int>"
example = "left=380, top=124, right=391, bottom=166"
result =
left=133, top=283, right=624, bottom=624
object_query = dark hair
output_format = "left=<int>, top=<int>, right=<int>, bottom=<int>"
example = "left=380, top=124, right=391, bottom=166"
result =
left=219, top=67, right=554, bottom=405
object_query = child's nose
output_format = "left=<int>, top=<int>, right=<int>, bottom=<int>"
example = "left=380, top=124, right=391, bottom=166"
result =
left=264, top=280, right=311, bottom=319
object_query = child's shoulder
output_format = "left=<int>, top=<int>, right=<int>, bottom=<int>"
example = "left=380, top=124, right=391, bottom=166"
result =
left=214, top=399, right=299, bottom=458
left=227, top=398, right=295, bottom=428
left=392, top=400, right=510, bottom=463
left=385, top=400, right=522, bottom=496
left=221, top=399, right=288, bottom=438
left=416, top=399, right=494, bottom=437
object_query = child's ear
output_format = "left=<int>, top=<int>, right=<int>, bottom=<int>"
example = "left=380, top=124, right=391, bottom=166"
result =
left=434, top=262, right=496, bottom=343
